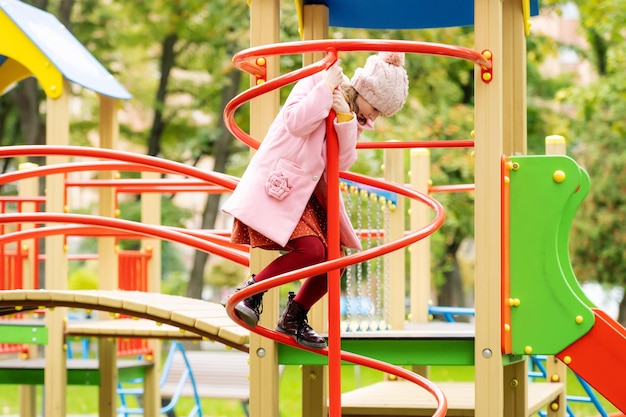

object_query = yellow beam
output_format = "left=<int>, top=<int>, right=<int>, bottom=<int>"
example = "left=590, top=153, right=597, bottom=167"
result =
left=0, top=11, right=63, bottom=98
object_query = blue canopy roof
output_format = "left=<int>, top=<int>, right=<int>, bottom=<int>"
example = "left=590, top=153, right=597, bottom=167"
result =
left=0, top=0, right=131, bottom=99
left=304, top=0, right=540, bottom=30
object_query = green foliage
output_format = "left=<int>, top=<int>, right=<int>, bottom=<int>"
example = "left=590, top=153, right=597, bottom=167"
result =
left=68, top=265, right=98, bottom=290
left=564, top=75, right=626, bottom=287
left=537, top=1, right=626, bottom=323
left=207, top=260, right=247, bottom=288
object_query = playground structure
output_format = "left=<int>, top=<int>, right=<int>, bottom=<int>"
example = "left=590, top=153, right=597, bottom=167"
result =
left=1, top=1, right=626, bottom=417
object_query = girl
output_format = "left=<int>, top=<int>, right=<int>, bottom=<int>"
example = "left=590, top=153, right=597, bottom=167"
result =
left=222, top=51, right=409, bottom=349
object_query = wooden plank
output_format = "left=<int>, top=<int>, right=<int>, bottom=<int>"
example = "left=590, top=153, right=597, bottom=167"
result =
left=217, top=324, right=250, bottom=346
left=23, top=290, right=55, bottom=302
left=341, top=381, right=474, bottom=417
left=71, top=291, right=102, bottom=306
left=527, top=382, right=565, bottom=415
left=66, top=319, right=197, bottom=339
left=340, top=380, right=564, bottom=417
left=170, top=305, right=229, bottom=327
left=341, top=322, right=474, bottom=340
left=95, top=294, right=125, bottom=309
left=194, top=317, right=228, bottom=336
left=0, top=290, right=29, bottom=301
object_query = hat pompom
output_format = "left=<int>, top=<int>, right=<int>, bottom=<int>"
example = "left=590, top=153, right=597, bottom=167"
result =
left=379, top=51, right=405, bottom=67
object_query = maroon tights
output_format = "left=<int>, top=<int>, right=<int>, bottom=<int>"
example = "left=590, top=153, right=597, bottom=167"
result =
left=252, top=236, right=330, bottom=310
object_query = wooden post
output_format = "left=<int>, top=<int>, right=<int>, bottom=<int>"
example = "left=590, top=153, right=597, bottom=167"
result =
left=141, top=169, right=162, bottom=417
left=383, top=145, right=405, bottom=331
left=409, top=148, right=431, bottom=323
left=545, top=134, right=567, bottom=417
left=97, top=94, right=121, bottom=417
left=17, top=162, right=39, bottom=417
left=409, top=148, right=431, bottom=378
left=502, top=0, right=528, bottom=156
left=501, top=0, right=530, bottom=414
left=44, top=78, right=70, bottom=417
left=248, top=1, right=281, bottom=417
left=473, top=0, right=506, bottom=414
left=301, top=5, right=330, bottom=417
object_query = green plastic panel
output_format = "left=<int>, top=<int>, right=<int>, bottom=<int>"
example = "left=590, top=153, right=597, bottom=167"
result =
left=278, top=337, right=474, bottom=366
left=0, top=322, right=48, bottom=345
left=0, top=359, right=152, bottom=386
left=509, top=155, right=595, bottom=355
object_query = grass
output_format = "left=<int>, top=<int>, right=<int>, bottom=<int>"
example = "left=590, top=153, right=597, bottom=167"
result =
left=0, top=364, right=618, bottom=417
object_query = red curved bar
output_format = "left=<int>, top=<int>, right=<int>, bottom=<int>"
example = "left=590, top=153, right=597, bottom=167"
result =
left=0, top=162, right=170, bottom=185
left=0, top=225, right=147, bottom=241
left=429, top=183, right=475, bottom=193
left=0, top=224, right=249, bottom=254
left=232, top=39, right=490, bottom=73
left=357, top=140, right=474, bottom=149
left=0, top=213, right=249, bottom=267
left=0, top=146, right=238, bottom=191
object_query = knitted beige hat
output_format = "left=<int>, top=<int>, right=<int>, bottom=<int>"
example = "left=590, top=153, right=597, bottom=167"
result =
left=351, top=52, right=409, bottom=117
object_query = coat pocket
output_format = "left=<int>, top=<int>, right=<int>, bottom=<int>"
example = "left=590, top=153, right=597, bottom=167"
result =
left=265, top=158, right=303, bottom=201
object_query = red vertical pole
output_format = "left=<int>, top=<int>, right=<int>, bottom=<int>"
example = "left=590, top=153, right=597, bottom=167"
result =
left=325, top=109, right=342, bottom=417
left=0, top=202, right=4, bottom=290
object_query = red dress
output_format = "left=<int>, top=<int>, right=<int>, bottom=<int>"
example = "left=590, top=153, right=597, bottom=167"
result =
left=231, top=196, right=328, bottom=250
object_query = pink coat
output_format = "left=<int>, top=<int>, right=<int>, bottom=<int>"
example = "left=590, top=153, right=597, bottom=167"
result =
left=222, top=72, right=368, bottom=250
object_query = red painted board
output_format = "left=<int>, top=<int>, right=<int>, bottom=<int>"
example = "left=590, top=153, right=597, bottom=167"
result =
left=557, top=309, right=626, bottom=413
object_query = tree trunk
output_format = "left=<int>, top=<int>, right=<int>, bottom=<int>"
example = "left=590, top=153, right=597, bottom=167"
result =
left=438, top=259, right=464, bottom=306
left=618, top=290, right=626, bottom=327
left=185, top=68, right=241, bottom=299
left=57, top=0, right=74, bottom=30
left=147, top=33, right=178, bottom=157
left=10, top=78, right=45, bottom=152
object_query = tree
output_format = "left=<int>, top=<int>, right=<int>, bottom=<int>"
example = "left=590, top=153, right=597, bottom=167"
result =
left=74, top=0, right=254, bottom=298
left=543, top=0, right=626, bottom=324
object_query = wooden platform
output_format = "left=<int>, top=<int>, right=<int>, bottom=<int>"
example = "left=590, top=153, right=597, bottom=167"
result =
left=279, top=322, right=475, bottom=366
left=340, top=380, right=564, bottom=417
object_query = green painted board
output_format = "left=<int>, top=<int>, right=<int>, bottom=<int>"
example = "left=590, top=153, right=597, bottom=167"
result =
left=0, top=358, right=152, bottom=385
left=278, top=336, right=474, bottom=366
left=509, top=155, right=594, bottom=355
left=0, top=321, right=48, bottom=345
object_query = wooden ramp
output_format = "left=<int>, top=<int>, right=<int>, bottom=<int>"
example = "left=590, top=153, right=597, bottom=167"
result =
left=0, top=289, right=249, bottom=351
left=341, top=380, right=564, bottom=417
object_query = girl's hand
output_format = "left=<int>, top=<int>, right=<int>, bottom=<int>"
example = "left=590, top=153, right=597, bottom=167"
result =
left=324, top=60, right=344, bottom=91
left=332, top=89, right=351, bottom=115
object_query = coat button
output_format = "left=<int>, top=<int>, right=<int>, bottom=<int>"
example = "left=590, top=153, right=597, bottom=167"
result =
left=312, top=175, right=319, bottom=181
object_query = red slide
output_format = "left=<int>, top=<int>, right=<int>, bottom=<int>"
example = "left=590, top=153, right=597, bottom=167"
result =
left=556, top=309, right=626, bottom=413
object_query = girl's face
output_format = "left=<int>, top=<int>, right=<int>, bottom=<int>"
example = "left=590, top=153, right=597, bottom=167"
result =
left=354, top=95, right=382, bottom=126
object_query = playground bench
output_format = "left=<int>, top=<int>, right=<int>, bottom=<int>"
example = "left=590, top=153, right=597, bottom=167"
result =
left=159, top=349, right=253, bottom=417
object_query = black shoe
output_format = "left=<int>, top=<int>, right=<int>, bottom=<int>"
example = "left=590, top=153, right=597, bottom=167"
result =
left=276, top=292, right=326, bottom=349
left=227, top=276, right=265, bottom=327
